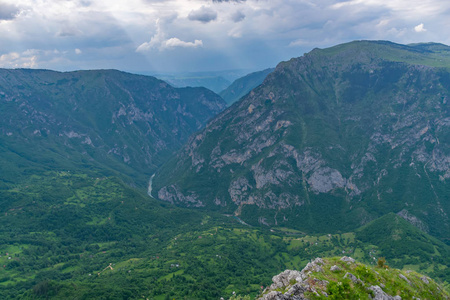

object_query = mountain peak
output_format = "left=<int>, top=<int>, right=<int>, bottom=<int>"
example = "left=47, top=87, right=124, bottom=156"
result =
left=303, top=40, right=450, bottom=69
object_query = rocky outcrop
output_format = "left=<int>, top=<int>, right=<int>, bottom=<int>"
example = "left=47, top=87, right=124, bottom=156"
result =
left=255, top=257, right=449, bottom=300
left=368, top=286, right=401, bottom=300
left=259, top=258, right=328, bottom=300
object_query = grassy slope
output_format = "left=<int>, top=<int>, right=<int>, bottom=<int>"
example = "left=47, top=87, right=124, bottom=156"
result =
left=256, top=257, right=449, bottom=299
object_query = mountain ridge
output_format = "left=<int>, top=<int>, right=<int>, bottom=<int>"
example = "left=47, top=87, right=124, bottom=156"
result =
left=220, top=68, right=275, bottom=105
left=153, top=40, right=450, bottom=239
left=0, top=68, right=226, bottom=187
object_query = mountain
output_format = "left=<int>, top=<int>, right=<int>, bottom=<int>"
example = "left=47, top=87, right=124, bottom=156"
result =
left=153, top=40, right=450, bottom=240
left=156, top=75, right=231, bottom=94
left=151, top=69, right=253, bottom=94
left=0, top=69, right=226, bottom=186
left=250, top=257, right=449, bottom=299
left=220, top=68, right=275, bottom=105
left=355, top=213, right=450, bottom=269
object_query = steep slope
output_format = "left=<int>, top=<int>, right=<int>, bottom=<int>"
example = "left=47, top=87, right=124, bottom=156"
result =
left=153, top=40, right=450, bottom=239
left=0, top=69, right=226, bottom=186
left=253, top=257, right=449, bottom=299
left=220, top=68, right=275, bottom=105
left=355, top=213, right=450, bottom=269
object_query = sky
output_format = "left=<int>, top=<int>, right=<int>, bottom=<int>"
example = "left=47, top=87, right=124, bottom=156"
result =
left=0, top=0, right=449, bottom=74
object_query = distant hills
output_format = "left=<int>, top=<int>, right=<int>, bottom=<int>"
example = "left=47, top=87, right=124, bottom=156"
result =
left=151, top=69, right=253, bottom=94
left=220, top=68, right=275, bottom=105
left=0, top=69, right=226, bottom=186
left=151, top=68, right=274, bottom=99
left=153, top=40, right=450, bottom=240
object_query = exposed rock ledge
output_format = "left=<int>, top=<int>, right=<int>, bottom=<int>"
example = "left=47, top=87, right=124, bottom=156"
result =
left=254, top=257, right=448, bottom=300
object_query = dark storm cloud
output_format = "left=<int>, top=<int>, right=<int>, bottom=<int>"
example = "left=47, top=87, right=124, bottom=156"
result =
left=188, top=6, right=217, bottom=23
left=0, top=2, right=21, bottom=21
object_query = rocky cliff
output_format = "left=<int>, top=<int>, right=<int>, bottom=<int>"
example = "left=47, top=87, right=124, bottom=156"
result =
left=153, top=41, right=450, bottom=238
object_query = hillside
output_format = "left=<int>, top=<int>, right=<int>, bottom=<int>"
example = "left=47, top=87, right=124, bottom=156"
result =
left=3, top=185, right=448, bottom=299
left=356, top=213, right=450, bottom=265
left=153, top=40, right=450, bottom=239
left=220, top=68, right=275, bottom=105
left=252, top=257, right=449, bottom=299
left=0, top=69, right=226, bottom=186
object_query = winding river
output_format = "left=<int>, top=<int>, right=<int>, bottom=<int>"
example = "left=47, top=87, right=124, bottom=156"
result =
left=147, top=174, right=155, bottom=198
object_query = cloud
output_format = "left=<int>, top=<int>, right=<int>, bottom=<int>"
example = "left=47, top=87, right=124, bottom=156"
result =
left=75, top=48, right=82, bottom=54
left=414, top=23, right=426, bottom=32
left=136, top=19, right=166, bottom=52
left=137, top=37, right=203, bottom=51
left=0, top=51, right=37, bottom=68
left=57, top=25, right=84, bottom=37
left=188, top=6, right=217, bottom=23
left=0, top=3, right=21, bottom=21
left=163, top=38, right=203, bottom=49
left=2, top=0, right=450, bottom=73
left=136, top=17, right=203, bottom=51
left=231, top=10, right=245, bottom=22
left=228, top=27, right=242, bottom=38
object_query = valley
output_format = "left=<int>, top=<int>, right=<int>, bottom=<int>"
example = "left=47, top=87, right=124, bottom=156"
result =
left=0, top=172, right=449, bottom=298
left=0, top=41, right=450, bottom=299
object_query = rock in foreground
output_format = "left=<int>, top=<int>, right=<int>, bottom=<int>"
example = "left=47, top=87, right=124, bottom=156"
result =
left=256, top=257, right=449, bottom=300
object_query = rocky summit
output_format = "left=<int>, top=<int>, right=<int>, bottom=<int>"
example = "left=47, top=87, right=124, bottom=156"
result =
left=153, top=41, right=450, bottom=238
left=255, top=257, right=449, bottom=299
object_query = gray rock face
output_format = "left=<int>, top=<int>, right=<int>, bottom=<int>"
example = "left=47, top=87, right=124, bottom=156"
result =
left=269, top=270, right=302, bottom=290
left=340, top=256, right=355, bottom=263
left=421, top=276, right=430, bottom=284
left=399, top=274, right=411, bottom=285
left=262, top=290, right=307, bottom=300
left=158, top=185, right=204, bottom=207
left=308, top=167, right=346, bottom=193
left=330, top=265, right=340, bottom=271
left=397, top=209, right=429, bottom=233
left=369, top=285, right=401, bottom=300
left=344, top=272, right=364, bottom=285
left=259, top=258, right=326, bottom=300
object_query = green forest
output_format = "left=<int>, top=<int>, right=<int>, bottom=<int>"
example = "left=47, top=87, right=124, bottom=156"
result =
left=0, top=172, right=448, bottom=299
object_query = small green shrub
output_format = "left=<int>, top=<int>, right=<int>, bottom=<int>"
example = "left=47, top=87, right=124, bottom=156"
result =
left=377, top=257, right=387, bottom=268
